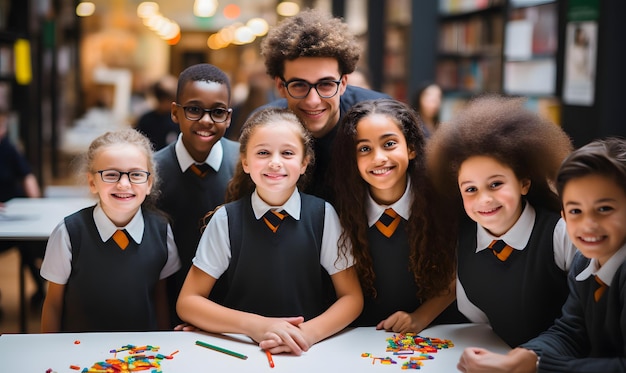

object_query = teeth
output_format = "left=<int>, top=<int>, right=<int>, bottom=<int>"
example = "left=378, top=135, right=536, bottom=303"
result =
left=196, top=131, right=211, bottom=136
left=580, top=236, right=602, bottom=243
left=372, top=168, right=390, bottom=175
left=480, top=207, right=498, bottom=213
left=303, top=110, right=323, bottom=115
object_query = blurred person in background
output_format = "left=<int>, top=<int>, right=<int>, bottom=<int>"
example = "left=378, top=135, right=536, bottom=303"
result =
left=412, top=81, right=442, bottom=139
left=0, top=107, right=45, bottom=318
left=135, top=75, right=180, bottom=151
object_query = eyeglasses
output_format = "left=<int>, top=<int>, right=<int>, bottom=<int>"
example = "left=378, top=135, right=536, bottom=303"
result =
left=95, top=170, right=151, bottom=184
left=281, top=79, right=342, bottom=99
left=175, top=104, right=232, bottom=123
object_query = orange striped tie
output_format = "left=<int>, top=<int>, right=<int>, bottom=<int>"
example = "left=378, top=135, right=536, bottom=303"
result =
left=375, top=208, right=401, bottom=238
left=190, top=164, right=210, bottom=178
left=594, top=276, right=607, bottom=302
left=489, top=240, right=513, bottom=262
left=263, top=210, right=288, bottom=233
left=112, top=230, right=129, bottom=250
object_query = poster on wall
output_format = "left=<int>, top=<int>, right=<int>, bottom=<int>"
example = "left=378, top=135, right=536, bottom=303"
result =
left=562, top=0, right=599, bottom=106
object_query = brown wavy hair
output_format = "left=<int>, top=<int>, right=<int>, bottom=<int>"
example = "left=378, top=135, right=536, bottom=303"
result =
left=426, top=94, right=573, bottom=214
left=260, top=9, right=360, bottom=79
left=329, top=98, right=456, bottom=300
left=201, top=107, right=316, bottom=230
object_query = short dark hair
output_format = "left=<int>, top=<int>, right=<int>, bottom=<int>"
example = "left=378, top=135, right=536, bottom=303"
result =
left=556, top=137, right=626, bottom=198
left=176, top=63, right=231, bottom=102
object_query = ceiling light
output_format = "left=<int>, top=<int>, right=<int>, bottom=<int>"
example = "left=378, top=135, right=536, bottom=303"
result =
left=194, top=0, right=218, bottom=18
left=276, top=2, right=299, bottom=17
left=76, top=2, right=95, bottom=17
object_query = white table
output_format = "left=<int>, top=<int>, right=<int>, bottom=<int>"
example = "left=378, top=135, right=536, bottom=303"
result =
left=0, top=197, right=96, bottom=332
left=0, top=324, right=510, bottom=372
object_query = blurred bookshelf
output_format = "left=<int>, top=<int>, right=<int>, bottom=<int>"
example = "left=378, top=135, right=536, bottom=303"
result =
left=436, top=0, right=562, bottom=125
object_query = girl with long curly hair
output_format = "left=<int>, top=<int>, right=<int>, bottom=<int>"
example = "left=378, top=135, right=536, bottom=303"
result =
left=427, top=94, right=577, bottom=348
left=330, top=98, right=460, bottom=333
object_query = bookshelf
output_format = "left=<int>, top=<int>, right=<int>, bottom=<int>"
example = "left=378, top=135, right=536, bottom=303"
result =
left=435, top=0, right=562, bottom=124
left=436, top=0, right=507, bottom=121
left=503, top=0, right=560, bottom=124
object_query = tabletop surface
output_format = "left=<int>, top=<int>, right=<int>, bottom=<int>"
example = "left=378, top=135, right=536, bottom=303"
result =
left=0, top=324, right=510, bottom=372
left=0, top=197, right=96, bottom=240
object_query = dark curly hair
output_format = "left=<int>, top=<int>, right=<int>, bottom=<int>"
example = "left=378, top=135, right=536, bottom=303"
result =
left=556, top=137, right=626, bottom=198
left=426, top=94, right=573, bottom=214
left=329, top=98, right=456, bottom=301
left=260, top=9, right=361, bottom=79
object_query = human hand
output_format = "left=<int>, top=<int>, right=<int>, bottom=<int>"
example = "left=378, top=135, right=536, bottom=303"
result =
left=173, top=322, right=198, bottom=331
left=457, top=347, right=537, bottom=373
left=256, top=316, right=309, bottom=355
left=376, top=311, right=423, bottom=333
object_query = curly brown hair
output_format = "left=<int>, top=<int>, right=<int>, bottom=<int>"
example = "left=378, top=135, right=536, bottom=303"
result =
left=329, top=98, right=456, bottom=301
left=260, top=9, right=361, bottom=79
left=426, top=94, right=573, bottom=213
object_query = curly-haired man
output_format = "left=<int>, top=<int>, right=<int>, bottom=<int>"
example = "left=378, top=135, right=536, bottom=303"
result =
left=260, top=9, right=389, bottom=200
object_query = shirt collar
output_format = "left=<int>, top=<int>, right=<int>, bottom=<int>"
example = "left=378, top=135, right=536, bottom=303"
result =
left=93, top=203, right=144, bottom=244
left=476, top=202, right=535, bottom=253
left=576, top=243, right=626, bottom=285
left=251, top=188, right=301, bottom=220
left=366, top=178, right=412, bottom=227
left=174, top=133, right=223, bottom=172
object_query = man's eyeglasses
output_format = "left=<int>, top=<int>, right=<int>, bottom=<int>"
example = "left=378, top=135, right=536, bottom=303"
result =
left=95, top=170, right=151, bottom=184
left=175, top=104, right=232, bottom=123
left=281, top=79, right=342, bottom=99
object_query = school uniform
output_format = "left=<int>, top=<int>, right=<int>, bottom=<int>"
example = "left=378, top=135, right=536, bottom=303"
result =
left=154, top=134, right=239, bottom=324
left=40, top=204, right=181, bottom=332
left=521, top=246, right=626, bottom=372
left=193, top=188, right=353, bottom=320
left=457, top=203, right=578, bottom=347
left=352, top=182, right=418, bottom=326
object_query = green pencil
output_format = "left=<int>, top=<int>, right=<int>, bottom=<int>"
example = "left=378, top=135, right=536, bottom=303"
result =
left=195, top=340, right=248, bottom=360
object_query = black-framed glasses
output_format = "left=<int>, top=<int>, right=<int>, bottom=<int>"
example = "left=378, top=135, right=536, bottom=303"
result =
left=281, top=79, right=342, bottom=99
left=175, top=104, right=232, bottom=123
left=95, top=170, right=151, bottom=184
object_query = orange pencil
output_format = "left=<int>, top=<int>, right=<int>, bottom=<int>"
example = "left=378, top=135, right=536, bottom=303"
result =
left=265, top=349, right=275, bottom=368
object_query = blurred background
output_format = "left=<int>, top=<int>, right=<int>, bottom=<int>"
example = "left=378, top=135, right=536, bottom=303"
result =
left=0, top=0, right=625, bottom=333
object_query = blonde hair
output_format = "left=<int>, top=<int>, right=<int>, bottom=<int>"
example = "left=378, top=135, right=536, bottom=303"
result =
left=81, top=128, right=160, bottom=205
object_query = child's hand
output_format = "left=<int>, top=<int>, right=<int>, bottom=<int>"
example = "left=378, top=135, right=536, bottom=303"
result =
left=255, top=316, right=309, bottom=355
left=457, top=347, right=537, bottom=373
left=376, top=311, right=423, bottom=333
left=173, top=322, right=198, bottom=331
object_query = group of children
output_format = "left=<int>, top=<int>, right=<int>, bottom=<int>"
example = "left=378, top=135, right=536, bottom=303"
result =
left=36, top=9, right=624, bottom=372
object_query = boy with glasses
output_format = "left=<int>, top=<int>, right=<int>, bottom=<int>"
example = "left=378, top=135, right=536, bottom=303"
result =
left=260, top=9, right=389, bottom=201
left=154, top=63, right=239, bottom=327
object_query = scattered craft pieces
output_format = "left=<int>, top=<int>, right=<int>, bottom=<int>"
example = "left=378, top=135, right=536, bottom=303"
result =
left=362, top=333, right=454, bottom=369
left=79, top=344, right=175, bottom=372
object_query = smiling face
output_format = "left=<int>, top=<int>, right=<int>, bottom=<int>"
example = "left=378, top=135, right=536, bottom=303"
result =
left=355, top=114, right=416, bottom=205
left=87, top=143, right=153, bottom=227
left=458, top=155, right=530, bottom=237
left=172, top=80, right=231, bottom=162
left=276, top=57, right=347, bottom=139
left=561, top=174, right=626, bottom=266
left=241, top=121, right=309, bottom=206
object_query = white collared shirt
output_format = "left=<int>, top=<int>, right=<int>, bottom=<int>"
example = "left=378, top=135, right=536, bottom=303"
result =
left=457, top=203, right=578, bottom=323
left=40, top=203, right=181, bottom=285
left=174, top=133, right=223, bottom=173
left=193, top=188, right=354, bottom=279
left=365, top=179, right=412, bottom=227
left=576, top=242, right=626, bottom=286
